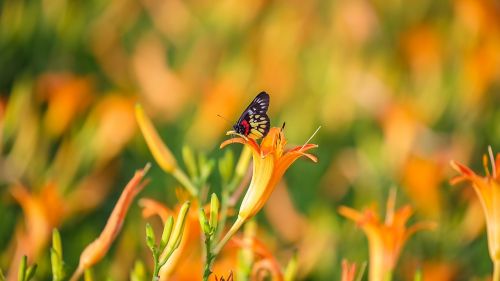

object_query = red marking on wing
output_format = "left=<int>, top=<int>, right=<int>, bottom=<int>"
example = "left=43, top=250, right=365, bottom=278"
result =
left=241, top=119, right=250, bottom=135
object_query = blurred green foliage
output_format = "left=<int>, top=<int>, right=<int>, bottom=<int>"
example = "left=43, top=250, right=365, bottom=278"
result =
left=1, top=0, right=500, bottom=280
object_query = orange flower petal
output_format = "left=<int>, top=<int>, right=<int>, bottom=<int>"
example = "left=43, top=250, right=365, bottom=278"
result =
left=70, top=166, right=149, bottom=281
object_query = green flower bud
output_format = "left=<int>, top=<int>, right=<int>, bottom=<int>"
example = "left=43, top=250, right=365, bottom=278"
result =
left=18, top=255, right=27, bottom=281
left=198, top=208, right=211, bottom=235
left=209, top=193, right=219, bottom=231
left=160, top=216, right=174, bottom=252
left=164, top=201, right=191, bottom=256
left=145, top=223, right=156, bottom=251
left=25, top=265, right=37, bottom=281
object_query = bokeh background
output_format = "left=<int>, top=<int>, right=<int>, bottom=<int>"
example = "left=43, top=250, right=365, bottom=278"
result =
left=1, top=0, right=500, bottom=280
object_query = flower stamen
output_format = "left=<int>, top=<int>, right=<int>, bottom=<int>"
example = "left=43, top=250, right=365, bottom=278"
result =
left=489, top=145, right=496, bottom=178
left=300, top=126, right=321, bottom=151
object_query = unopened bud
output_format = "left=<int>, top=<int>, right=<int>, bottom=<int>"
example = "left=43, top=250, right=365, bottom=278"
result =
left=160, top=216, right=174, bottom=252
left=209, top=193, right=219, bottom=231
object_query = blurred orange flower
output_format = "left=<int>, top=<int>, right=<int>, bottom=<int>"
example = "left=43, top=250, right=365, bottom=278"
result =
left=338, top=190, right=436, bottom=281
left=216, top=127, right=317, bottom=253
left=70, top=165, right=149, bottom=281
left=7, top=183, right=66, bottom=280
left=37, top=73, right=93, bottom=137
left=402, top=153, right=445, bottom=218
left=451, top=149, right=500, bottom=279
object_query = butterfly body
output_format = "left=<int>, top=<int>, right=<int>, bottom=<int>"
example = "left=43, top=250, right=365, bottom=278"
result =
left=232, top=92, right=270, bottom=140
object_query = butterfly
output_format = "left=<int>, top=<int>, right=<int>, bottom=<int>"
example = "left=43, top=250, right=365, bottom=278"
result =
left=231, top=91, right=270, bottom=140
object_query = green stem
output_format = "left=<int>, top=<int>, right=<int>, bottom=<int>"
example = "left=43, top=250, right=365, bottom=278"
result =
left=152, top=252, right=160, bottom=281
left=494, top=260, right=500, bottom=281
left=172, top=168, right=198, bottom=197
left=215, top=191, right=230, bottom=242
left=214, top=216, right=245, bottom=255
left=203, top=236, right=215, bottom=281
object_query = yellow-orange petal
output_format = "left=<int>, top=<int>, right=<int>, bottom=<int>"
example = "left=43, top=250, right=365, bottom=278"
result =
left=135, top=104, right=178, bottom=173
left=220, top=137, right=247, bottom=148
left=260, top=128, right=283, bottom=156
left=220, top=137, right=260, bottom=154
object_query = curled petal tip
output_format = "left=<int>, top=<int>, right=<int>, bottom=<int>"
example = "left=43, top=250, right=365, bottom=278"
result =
left=220, top=138, right=246, bottom=149
left=450, top=160, right=474, bottom=177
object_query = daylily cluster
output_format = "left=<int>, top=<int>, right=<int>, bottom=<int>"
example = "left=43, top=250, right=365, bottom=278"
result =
left=135, top=103, right=319, bottom=279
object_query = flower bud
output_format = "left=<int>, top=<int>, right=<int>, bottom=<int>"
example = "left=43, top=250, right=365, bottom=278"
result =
left=164, top=201, right=191, bottom=255
left=160, top=216, right=174, bottom=252
left=198, top=208, right=211, bottom=235
left=209, top=193, right=220, bottom=231
left=145, top=223, right=156, bottom=251
left=135, top=104, right=177, bottom=173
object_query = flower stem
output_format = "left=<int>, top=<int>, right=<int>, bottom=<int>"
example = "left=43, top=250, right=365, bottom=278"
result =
left=203, top=235, right=215, bottom=281
left=214, top=216, right=245, bottom=255
left=172, top=168, right=198, bottom=197
left=494, top=260, right=500, bottom=281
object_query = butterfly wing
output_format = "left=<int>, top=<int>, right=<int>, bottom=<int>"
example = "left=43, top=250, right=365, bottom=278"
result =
left=245, top=113, right=270, bottom=139
left=233, top=92, right=271, bottom=139
left=236, top=92, right=269, bottom=123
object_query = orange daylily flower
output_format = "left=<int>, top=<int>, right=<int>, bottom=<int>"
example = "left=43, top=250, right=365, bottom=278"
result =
left=216, top=127, right=318, bottom=253
left=451, top=149, right=500, bottom=280
left=69, top=165, right=150, bottom=281
left=338, top=190, right=436, bottom=281
left=7, top=183, right=66, bottom=280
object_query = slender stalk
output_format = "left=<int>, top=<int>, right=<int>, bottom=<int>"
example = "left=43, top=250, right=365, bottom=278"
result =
left=203, top=235, right=215, bottom=281
left=494, top=260, right=500, bottom=281
left=151, top=251, right=160, bottom=281
left=214, top=217, right=245, bottom=255
left=172, top=168, right=198, bottom=197
left=215, top=191, right=230, bottom=242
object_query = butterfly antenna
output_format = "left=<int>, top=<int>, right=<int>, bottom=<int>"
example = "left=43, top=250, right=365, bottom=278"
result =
left=300, top=126, right=321, bottom=150
left=217, top=114, right=232, bottom=125
left=281, top=122, right=286, bottom=131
